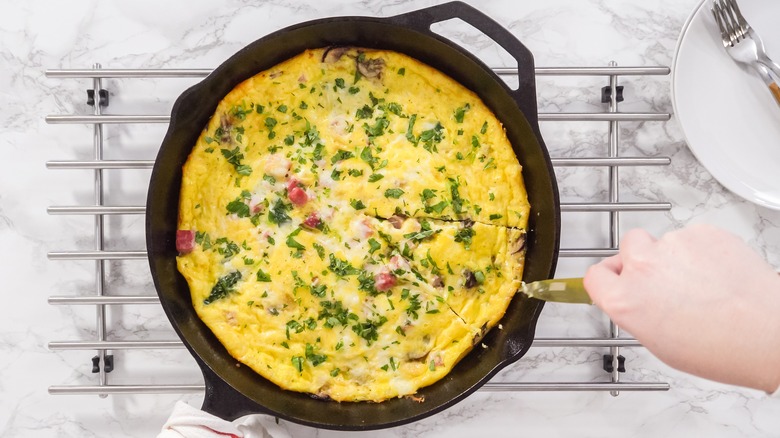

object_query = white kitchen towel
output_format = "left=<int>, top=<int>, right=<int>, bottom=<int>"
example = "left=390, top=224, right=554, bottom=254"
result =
left=158, top=401, right=292, bottom=438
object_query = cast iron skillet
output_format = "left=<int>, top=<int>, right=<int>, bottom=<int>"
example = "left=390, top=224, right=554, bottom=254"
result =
left=147, top=1, right=560, bottom=430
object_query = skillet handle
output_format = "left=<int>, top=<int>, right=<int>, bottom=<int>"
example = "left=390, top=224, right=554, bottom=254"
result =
left=385, top=1, right=539, bottom=123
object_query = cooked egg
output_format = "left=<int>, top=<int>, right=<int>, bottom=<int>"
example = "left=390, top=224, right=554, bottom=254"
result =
left=176, top=47, right=530, bottom=402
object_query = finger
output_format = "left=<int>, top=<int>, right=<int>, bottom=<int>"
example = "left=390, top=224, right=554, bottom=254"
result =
left=597, top=254, right=623, bottom=275
left=619, top=228, right=657, bottom=259
left=583, top=257, right=622, bottom=306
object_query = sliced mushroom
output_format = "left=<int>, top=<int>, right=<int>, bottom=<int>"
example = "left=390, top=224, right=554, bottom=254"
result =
left=219, top=114, right=233, bottom=144
left=322, top=46, right=350, bottom=63
left=511, top=232, right=527, bottom=255
left=463, top=269, right=477, bottom=289
left=387, top=214, right=406, bottom=229
left=431, top=275, right=444, bottom=288
left=472, top=322, right=489, bottom=346
left=356, top=55, right=385, bottom=80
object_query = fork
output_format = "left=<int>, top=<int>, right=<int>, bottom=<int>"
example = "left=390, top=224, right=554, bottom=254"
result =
left=712, top=0, right=780, bottom=106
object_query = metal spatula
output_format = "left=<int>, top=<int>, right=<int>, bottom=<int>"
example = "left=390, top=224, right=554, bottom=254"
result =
left=521, top=278, right=592, bottom=304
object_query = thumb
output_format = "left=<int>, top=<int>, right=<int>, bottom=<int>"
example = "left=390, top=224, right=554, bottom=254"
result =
left=583, top=254, right=622, bottom=307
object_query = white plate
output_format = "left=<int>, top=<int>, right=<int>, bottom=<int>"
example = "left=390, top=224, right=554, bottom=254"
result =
left=672, top=0, right=780, bottom=210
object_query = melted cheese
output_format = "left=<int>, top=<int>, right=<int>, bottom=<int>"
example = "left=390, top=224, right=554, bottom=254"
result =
left=177, top=47, right=530, bottom=402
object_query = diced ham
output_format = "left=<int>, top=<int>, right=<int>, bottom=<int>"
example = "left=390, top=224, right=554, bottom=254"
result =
left=374, top=271, right=397, bottom=291
left=249, top=194, right=265, bottom=214
left=388, top=255, right=411, bottom=273
left=176, top=230, right=195, bottom=254
left=288, top=186, right=308, bottom=206
left=303, top=213, right=321, bottom=229
left=287, top=178, right=301, bottom=192
left=353, top=217, right=374, bottom=239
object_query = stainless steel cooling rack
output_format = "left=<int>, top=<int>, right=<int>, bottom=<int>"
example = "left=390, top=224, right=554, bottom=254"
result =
left=45, top=63, right=672, bottom=397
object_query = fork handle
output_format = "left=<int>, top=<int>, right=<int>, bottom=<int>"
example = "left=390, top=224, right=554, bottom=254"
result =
left=771, top=82, right=780, bottom=107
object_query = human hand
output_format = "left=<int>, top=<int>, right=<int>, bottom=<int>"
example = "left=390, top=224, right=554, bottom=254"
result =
left=583, top=224, right=780, bottom=393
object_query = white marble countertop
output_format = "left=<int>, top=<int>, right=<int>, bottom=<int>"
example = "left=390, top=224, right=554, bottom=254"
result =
left=3, top=0, right=780, bottom=436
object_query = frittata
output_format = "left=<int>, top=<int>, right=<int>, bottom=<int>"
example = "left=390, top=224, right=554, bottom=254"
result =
left=176, top=47, right=530, bottom=402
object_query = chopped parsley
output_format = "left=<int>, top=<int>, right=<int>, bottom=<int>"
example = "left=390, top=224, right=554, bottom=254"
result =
left=214, top=237, right=240, bottom=259
left=226, top=193, right=251, bottom=217
left=357, top=270, right=379, bottom=296
left=454, top=103, right=470, bottom=123
left=363, top=116, right=389, bottom=138
left=312, top=242, right=325, bottom=260
left=230, top=104, right=252, bottom=120
left=220, top=147, right=252, bottom=176
left=195, top=231, right=212, bottom=250
left=404, top=219, right=439, bottom=242
left=285, top=228, right=305, bottom=251
left=203, top=271, right=242, bottom=304
left=305, top=344, right=327, bottom=366
left=489, top=213, right=503, bottom=220
left=328, top=254, right=360, bottom=276
left=351, top=315, right=388, bottom=345
left=454, top=226, right=476, bottom=250
left=448, top=178, right=464, bottom=214
left=331, top=149, right=354, bottom=164
left=292, top=356, right=304, bottom=373
left=350, top=199, right=366, bottom=210
left=256, top=269, right=272, bottom=282
left=420, top=122, right=444, bottom=153
left=384, top=188, right=404, bottom=199
left=356, top=105, right=373, bottom=120
left=368, top=238, right=381, bottom=254
left=268, top=198, right=292, bottom=225
left=398, top=67, right=406, bottom=76
left=319, top=300, right=357, bottom=328
left=386, top=102, right=403, bottom=116
left=406, top=114, right=418, bottom=145
left=368, top=173, right=384, bottom=183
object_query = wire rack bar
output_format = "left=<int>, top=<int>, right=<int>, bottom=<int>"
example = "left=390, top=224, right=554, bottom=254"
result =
left=46, top=202, right=670, bottom=216
left=45, top=112, right=671, bottom=124
left=49, top=296, right=160, bottom=305
left=44, top=157, right=671, bottom=170
left=47, top=160, right=155, bottom=169
left=46, top=248, right=621, bottom=259
left=48, top=251, right=147, bottom=260
left=551, top=157, right=671, bottom=166
left=48, top=381, right=669, bottom=395
left=44, top=66, right=670, bottom=79
left=48, top=206, right=145, bottom=215
left=47, top=338, right=643, bottom=351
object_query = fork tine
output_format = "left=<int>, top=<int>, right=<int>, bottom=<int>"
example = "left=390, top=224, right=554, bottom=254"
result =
left=726, top=0, right=751, bottom=33
left=722, top=0, right=748, bottom=41
left=711, top=1, right=734, bottom=47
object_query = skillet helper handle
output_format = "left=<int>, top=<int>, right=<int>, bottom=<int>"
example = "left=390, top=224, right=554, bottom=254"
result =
left=386, top=1, right=540, bottom=123
left=199, top=363, right=273, bottom=421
